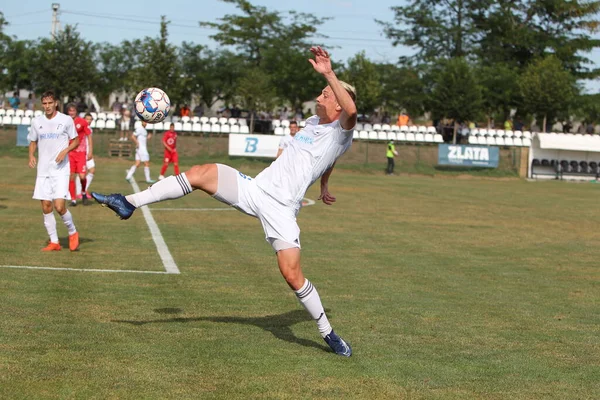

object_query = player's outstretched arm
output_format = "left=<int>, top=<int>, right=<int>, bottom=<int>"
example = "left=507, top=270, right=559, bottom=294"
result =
left=309, top=46, right=357, bottom=130
left=318, top=162, right=337, bottom=206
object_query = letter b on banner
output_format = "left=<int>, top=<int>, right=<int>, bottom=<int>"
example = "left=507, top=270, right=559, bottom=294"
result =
left=245, top=138, right=258, bottom=153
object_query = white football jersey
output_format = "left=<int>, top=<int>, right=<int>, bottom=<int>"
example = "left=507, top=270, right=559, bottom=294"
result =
left=28, top=112, right=77, bottom=177
left=255, top=115, right=354, bottom=206
left=278, top=135, right=294, bottom=150
left=134, top=126, right=148, bottom=152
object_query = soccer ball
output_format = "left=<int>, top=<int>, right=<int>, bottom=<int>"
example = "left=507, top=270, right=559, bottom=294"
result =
left=134, top=87, right=170, bottom=123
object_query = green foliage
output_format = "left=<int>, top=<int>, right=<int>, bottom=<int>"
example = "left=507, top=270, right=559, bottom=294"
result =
left=575, top=93, right=600, bottom=124
left=518, top=56, right=578, bottom=126
left=378, top=0, right=480, bottom=63
left=428, top=57, right=483, bottom=124
left=30, top=25, right=97, bottom=101
left=339, top=52, right=382, bottom=115
left=476, top=63, right=521, bottom=122
left=377, top=63, right=425, bottom=117
left=236, top=67, right=277, bottom=131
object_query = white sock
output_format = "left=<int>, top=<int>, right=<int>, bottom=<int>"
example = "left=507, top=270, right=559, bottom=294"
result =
left=126, top=174, right=192, bottom=208
left=295, top=279, right=332, bottom=338
left=85, top=173, right=94, bottom=191
left=76, top=176, right=82, bottom=196
left=144, top=166, right=151, bottom=182
left=60, top=210, right=77, bottom=235
left=126, top=166, right=136, bottom=180
left=43, top=212, right=59, bottom=243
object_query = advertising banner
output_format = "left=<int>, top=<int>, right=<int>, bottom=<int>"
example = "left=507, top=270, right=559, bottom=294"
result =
left=229, top=134, right=281, bottom=158
left=438, top=144, right=499, bottom=168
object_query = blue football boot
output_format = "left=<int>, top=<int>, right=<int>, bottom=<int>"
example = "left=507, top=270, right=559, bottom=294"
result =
left=91, top=192, right=136, bottom=220
left=324, top=330, right=352, bottom=357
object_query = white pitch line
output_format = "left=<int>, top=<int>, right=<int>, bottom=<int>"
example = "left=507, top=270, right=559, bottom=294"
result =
left=0, top=265, right=171, bottom=274
left=129, top=180, right=180, bottom=274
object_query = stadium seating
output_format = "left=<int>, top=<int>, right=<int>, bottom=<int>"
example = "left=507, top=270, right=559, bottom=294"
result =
left=220, top=124, right=230, bottom=134
left=230, top=125, right=240, bottom=134
left=183, top=122, right=192, bottom=132
left=6, top=109, right=15, bottom=117
left=24, top=110, right=34, bottom=117
left=192, top=123, right=202, bottom=133
left=240, top=126, right=249, bottom=134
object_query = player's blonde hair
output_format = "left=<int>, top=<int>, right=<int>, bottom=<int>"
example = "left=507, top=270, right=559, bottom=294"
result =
left=339, top=81, right=357, bottom=102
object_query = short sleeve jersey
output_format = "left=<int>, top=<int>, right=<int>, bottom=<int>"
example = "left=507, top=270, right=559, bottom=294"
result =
left=255, top=115, right=354, bottom=206
left=73, top=116, right=91, bottom=153
left=163, top=130, right=177, bottom=151
left=134, top=126, right=149, bottom=152
left=28, top=112, right=77, bottom=177
left=278, top=135, right=294, bottom=150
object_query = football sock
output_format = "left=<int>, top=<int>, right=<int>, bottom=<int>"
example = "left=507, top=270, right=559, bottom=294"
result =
left=174, top=165, right=180, bottom=174
left=160, top=164, right=168, bottom=176
left=144, top=166, right=151, bottom=182
left=75, top=176, right=82, bottom=196
left=85, top=173, right=94, bottom=191
left=43, top=212, right=59, bottom=243
left=60, top=210, right=77, bottom=235
left=126, top=174, right=192, bottom=208
left=295, top=279, right=332, bottom=338
left=126, top=166, right=136, bottom=180
left=69, top=180, right=76, bottom=200
left=80, top=178, right=87, bottom=195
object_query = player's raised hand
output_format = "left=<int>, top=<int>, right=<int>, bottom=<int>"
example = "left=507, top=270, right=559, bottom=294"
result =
left=309, top=46, right=333, bottom=76
left=29, top=155, right=36, bottom=169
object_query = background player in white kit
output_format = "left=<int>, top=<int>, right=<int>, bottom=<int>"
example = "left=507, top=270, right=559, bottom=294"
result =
left=28, top=91, right=81, bottom=252
left=276, top=120, right=300, bottom=158
left=125, top=120, right=155, bottom=183
left=93, top=47, right=356, bottom=356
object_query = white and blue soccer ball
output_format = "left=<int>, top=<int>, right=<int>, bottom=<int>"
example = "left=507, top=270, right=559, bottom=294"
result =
left=134, top=87, right=170, bottom=123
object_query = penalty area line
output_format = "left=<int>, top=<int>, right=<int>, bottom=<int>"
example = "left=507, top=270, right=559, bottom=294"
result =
left=0, top=265, right=172, bottom=274
left=130, top=179, right=180, bottom=274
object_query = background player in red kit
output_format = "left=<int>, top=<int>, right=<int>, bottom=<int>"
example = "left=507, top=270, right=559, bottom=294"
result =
left=67, top=103, right=91, bottom=205
left=158, top=123, right=179, bottom=180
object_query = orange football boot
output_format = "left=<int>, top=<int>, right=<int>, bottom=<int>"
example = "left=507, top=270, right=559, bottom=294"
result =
left=69, top=232, right=80, bottom=251
left=42, top=242, right=61, bottom=252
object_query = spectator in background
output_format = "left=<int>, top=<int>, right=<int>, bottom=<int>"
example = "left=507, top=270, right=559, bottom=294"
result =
left=279, top=107, right=290, bottom=120
left=111, top=97, right=122, bottom=114
left=514, top=118, right=525, bottom=132
left=9, top=92, right=20, bottom=110
left=76, top=98, right=88, bottom=114
left=586, top=122, right=595, bottom=135
left=294, top=107, right=303, bottom=121
left=397, top=112, right=409, bottom=126
left=118, top=109, right=132, bottom=141
left=26, top=93, right=36, bottom=111
left=504, top=118, right=513, bottom=131
left=563, top=120, right=573, bottom=133
left=180, top=104, right=191, bottom=118
left=193, top=103, right=204, bottom=117
left=382, top=112, right=391, bottom=124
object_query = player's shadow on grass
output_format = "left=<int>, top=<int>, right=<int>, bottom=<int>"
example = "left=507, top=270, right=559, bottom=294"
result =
left=57, top=236, right=94, bottom=248
left=113, top=309, right=330, bottom=352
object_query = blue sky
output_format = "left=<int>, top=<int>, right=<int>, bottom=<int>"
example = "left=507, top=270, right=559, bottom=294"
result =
left=3, top=0, right=600, bottom=92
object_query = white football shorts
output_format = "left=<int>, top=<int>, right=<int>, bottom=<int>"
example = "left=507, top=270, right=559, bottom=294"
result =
left=212, top=163, right=301, bottom=251
left=135, top=149, right=150, bottom=162
left=86, top=158, right=95, bottom=170
left=33, top=175, right=71, bottom=201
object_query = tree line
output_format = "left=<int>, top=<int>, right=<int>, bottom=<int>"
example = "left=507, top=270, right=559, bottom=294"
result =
left=2, top=0, right=600, bottom=136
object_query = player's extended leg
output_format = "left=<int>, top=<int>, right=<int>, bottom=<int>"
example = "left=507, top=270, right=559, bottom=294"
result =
left=69, top=173, right=78, bottom=206
left=277, top=247, right=352, bottom=357
left=41, top=200, right=60, bottom=251
left=54, top=198, right=79, bottom=251
left=79, top=172, right=88, bottom=205
left=92, top=164, right=218, bottom=219
left=126, top=160, right=141, bottom=181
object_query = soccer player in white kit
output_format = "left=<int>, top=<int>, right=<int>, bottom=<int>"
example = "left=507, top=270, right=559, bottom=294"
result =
left=93, top=47, right=356, bottom=356
left=276, top=120, right=300, bottom=158
left=28, top=91, right=81, bottom=252
left=125, top=120, right=155, bottom=183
